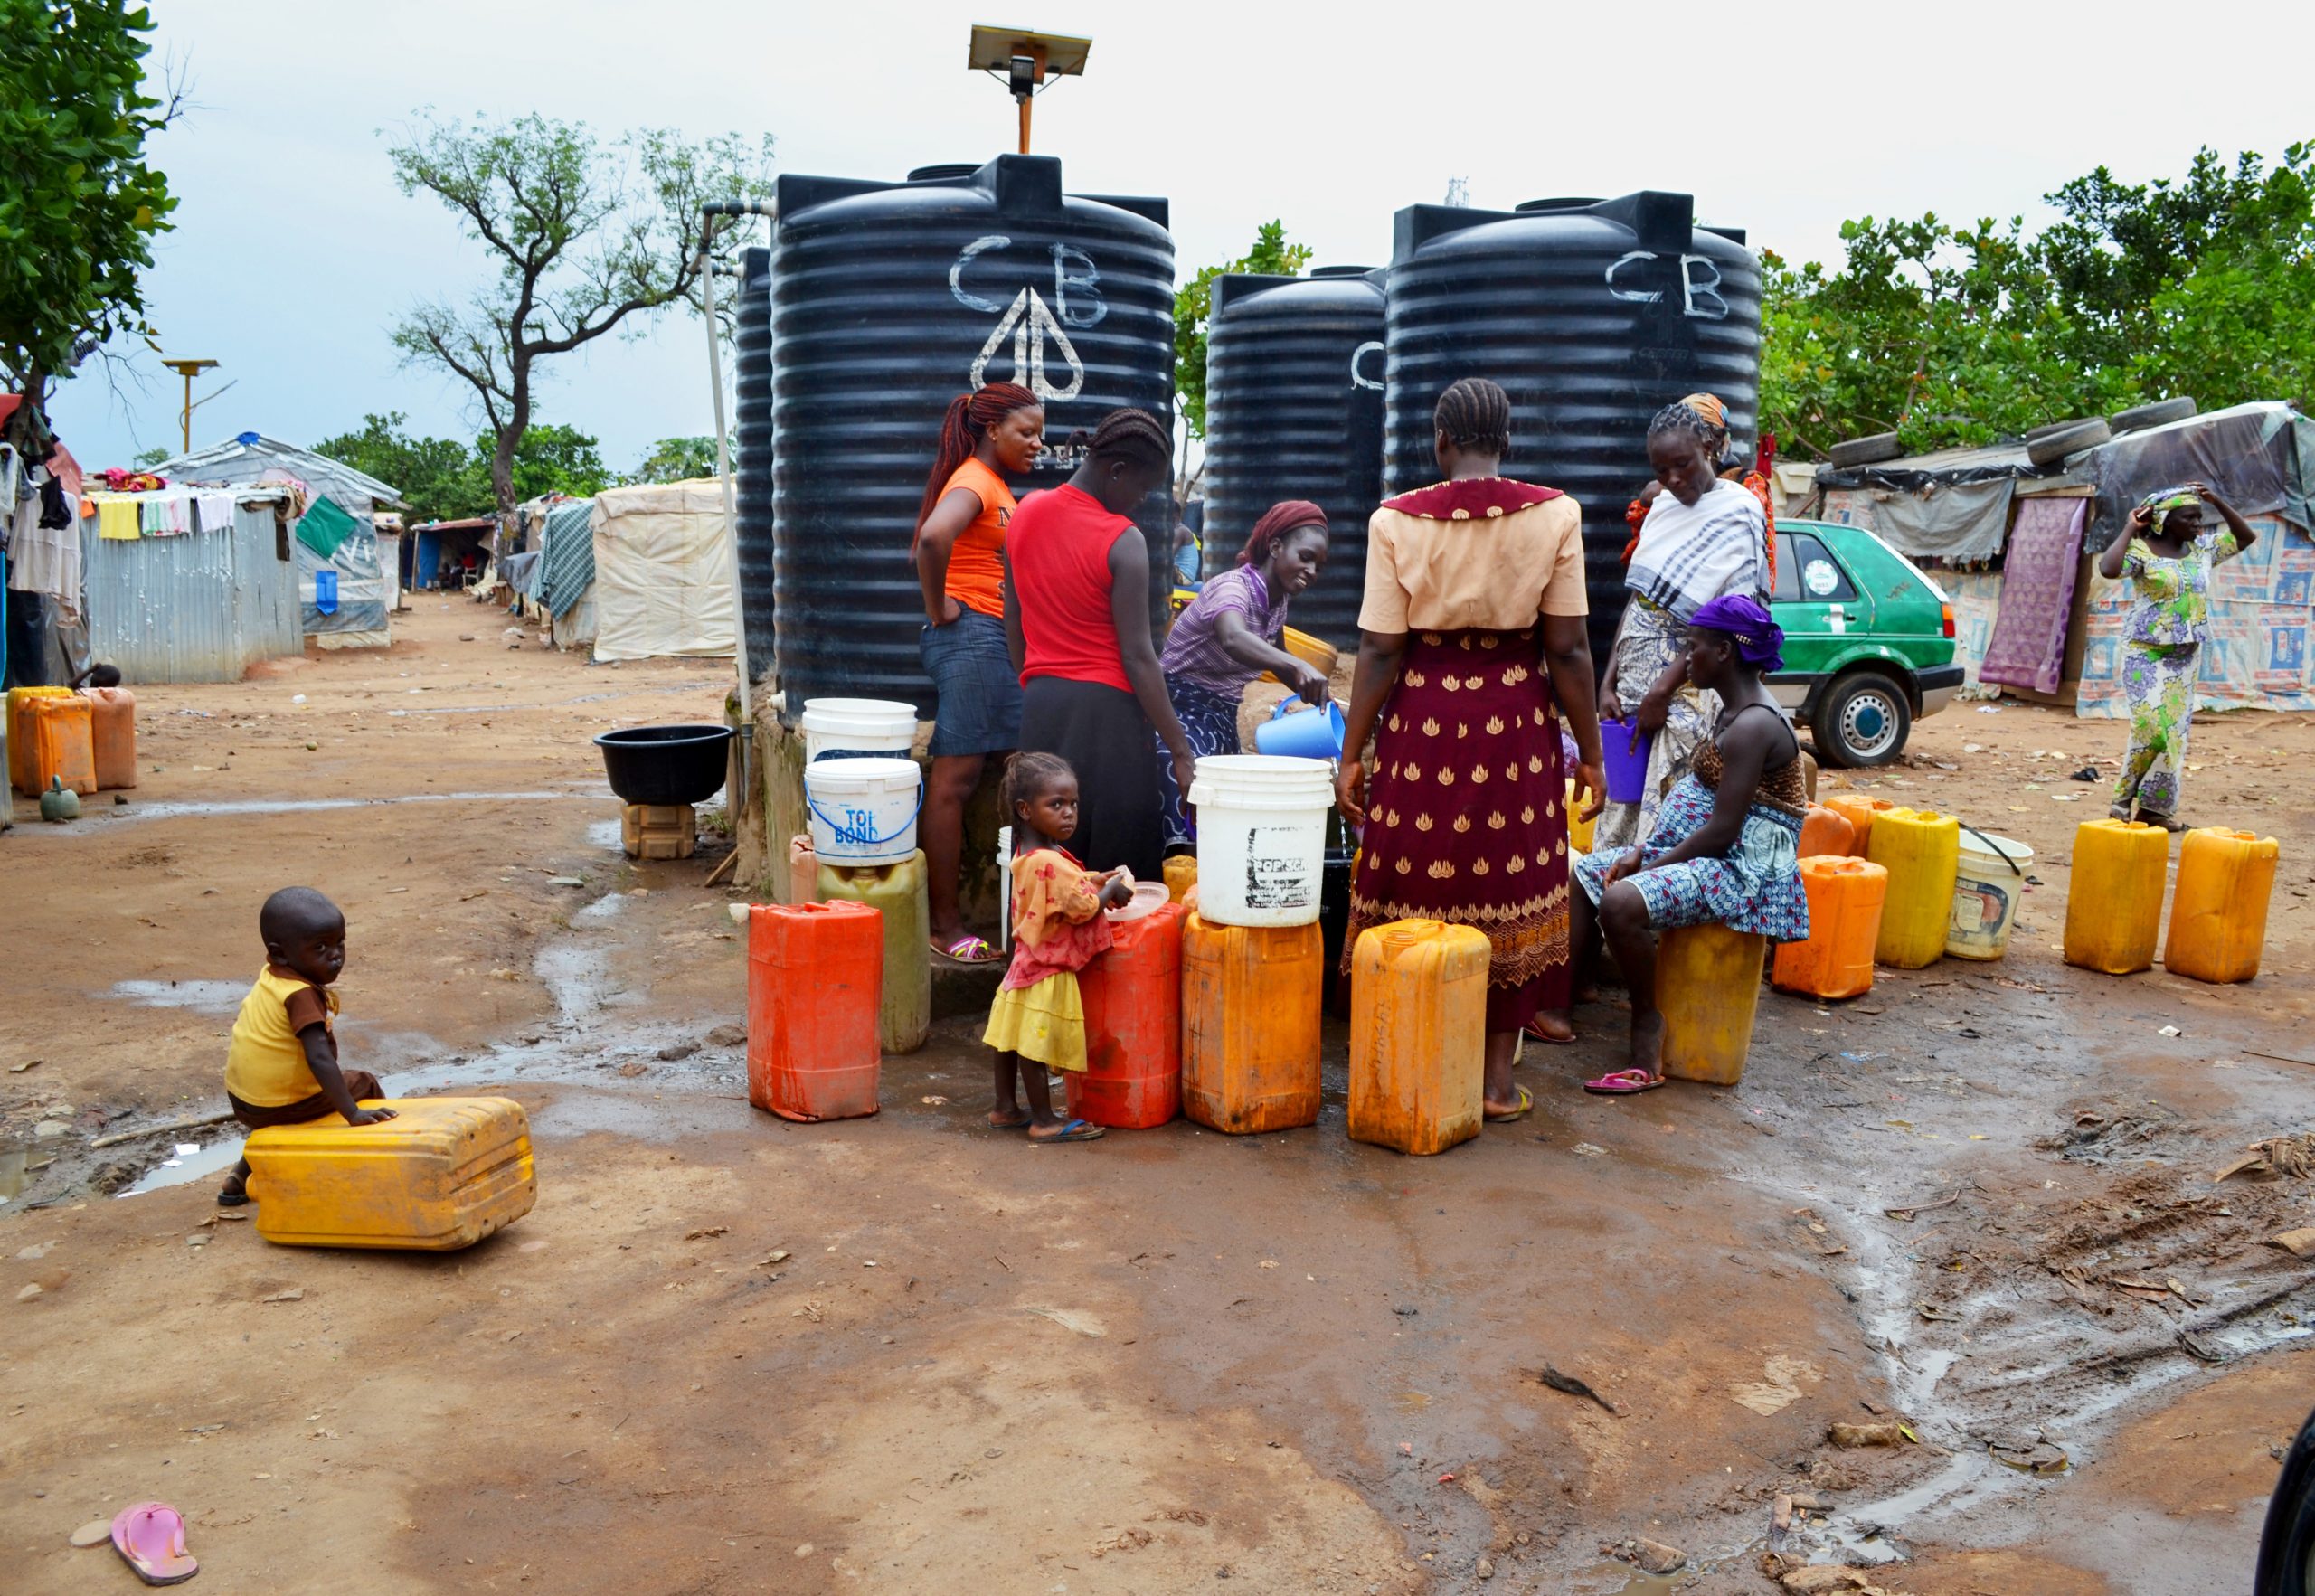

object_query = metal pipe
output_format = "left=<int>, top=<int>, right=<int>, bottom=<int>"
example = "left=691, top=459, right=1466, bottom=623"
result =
left=697, top=201, right=775, bottom=797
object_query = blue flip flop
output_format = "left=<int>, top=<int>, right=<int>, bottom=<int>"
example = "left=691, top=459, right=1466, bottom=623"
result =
left=1030, top=1118, right=1105, bottom=1144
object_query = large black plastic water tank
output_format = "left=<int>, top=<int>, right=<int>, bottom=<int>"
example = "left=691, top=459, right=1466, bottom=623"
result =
left=765, top=155, right=1175, bottom=719
left=1384, top=192, right=1761, bottom=662
left=733, top=246, right=775, bottom=684
left=1202, top=266, right=1385, bottom=647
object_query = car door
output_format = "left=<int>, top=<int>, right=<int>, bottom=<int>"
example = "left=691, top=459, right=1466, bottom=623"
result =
left=1772, top=529, right=1876, bottom=667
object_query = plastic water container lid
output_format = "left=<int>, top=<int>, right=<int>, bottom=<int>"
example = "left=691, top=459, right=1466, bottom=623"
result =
left=799, top=697, right=917, bottom=734
left=801, top=756, right=921, bottom=788
left=1186, top=752, right=1335, bottom=811
left=1105, top=881, right=1172, bottom=922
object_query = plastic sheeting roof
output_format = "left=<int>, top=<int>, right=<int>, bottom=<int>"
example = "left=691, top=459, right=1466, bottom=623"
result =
left=153, top=432, right=404, bottom=514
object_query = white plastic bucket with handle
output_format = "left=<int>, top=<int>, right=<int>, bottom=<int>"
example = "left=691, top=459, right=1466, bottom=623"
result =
left=1186, top=753, right=1334, bottom=927
left=1947, top=828, right=2033, bottom=959
left=804, top=757, right=923, bottom=865
left=799, top=697, right=917, bottom=764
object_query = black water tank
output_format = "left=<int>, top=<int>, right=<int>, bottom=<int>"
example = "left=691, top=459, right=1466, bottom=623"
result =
left=1202, top=266, right=1385, bottom=647
left=765, top=155, right=1175, bottom=719
left=1384, top=191, right=1762, bottom=661
left=732, top=246, right=776, bottom=684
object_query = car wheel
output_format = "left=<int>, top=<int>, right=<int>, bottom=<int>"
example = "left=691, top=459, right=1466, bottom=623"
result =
left=2111, top=396, right=2197, bottom=433
left=1827, top=431, right=1903, bottom=468
left=2257, top=1405, right=2315, bottom=1596
left=1811, top=671, right=1912, bottom=768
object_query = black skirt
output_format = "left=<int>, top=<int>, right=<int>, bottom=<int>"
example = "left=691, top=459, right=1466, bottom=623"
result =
left=1017, top=675, right=1164, bottom=882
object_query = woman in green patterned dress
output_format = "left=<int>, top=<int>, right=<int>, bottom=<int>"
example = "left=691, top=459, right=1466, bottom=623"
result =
left=2096, top=481, right=2255, bottom=829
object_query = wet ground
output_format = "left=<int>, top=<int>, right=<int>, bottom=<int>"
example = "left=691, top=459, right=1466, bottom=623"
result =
left=4, top=604, right=2312, bottom=1593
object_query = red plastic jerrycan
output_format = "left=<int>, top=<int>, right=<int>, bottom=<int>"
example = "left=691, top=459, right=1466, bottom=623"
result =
left=1067, top=901, right=1186, bottom=1129
left=747, top=900, right=883, bottom=1121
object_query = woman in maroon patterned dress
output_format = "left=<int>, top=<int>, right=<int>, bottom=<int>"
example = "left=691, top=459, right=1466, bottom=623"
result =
left=1335, top=378, right=1608, bottom=1121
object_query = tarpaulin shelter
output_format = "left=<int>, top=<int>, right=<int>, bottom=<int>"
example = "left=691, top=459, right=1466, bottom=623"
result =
left=1806, top=402, right=2314, bottom=716
left=153, top=433, right=402, bottom=649
left=537, top=497, right=598, bottom=651
left=588, top=479, right=733, bottom=663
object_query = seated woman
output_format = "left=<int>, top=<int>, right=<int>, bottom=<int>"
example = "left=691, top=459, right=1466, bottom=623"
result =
left=1154, top=501, right=1331, bottom=850
left=1561, top=594, right=1809, bottom=1092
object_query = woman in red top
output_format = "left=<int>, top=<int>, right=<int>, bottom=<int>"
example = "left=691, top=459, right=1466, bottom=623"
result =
left=914, top=382, right=1046, bottom=961
left=1004, top=409, right=1195, bottom=883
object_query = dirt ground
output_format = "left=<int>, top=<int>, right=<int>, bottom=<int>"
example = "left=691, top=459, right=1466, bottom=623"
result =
left=4, top=600, right=2312, bottom=1594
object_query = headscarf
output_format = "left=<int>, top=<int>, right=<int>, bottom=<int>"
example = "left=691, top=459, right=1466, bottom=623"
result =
left=1238, top=500, right=1328, bottom=566
left=1688, top=593, right=1784, bottom=672
left=1678, top=392, right=1729, bottom=432
left=2139, top=486, right=2202, bottom=536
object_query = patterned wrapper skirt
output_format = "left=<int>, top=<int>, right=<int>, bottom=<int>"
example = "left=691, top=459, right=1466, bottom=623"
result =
left=1344, top=627, right=1571, bottom=1030
left=1155, top=672, right=1243, bottom=849
left=2113, top=640, right=2197, bottom=817
left=1573, top=775, right=1810, bottom=940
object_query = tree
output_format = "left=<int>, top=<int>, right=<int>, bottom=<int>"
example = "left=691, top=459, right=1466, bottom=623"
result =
left=496, top=421, right=609, bottom=503
left=0, top=1, right=178, bottom=395
left=386, top=113, right=773, bottom=516
left=628, top=435, right=716, bottom=484
left=312, top=412, right=477, bottom=526
left=1172, top=221, right=1313, bottom=442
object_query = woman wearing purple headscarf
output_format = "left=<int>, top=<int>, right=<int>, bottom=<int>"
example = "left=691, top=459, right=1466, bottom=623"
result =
left=1554, top=594, right=1809, bottom=1091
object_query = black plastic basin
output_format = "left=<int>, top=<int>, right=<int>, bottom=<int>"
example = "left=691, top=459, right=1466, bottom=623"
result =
left=593, top=724, right=733, bottom=806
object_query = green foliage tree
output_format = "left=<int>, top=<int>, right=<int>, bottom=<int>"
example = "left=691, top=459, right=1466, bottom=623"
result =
left=1173, top=221, right=1313, bottom=442
left=312, top=411, right=476, bottom=526
left=1762, top=143, right=2315, bottom=458
left=628, top=435, right=716, bottom=484
left=386, top=113, right=773, bottom=516
left=497, top=421, right=609, bottom=503
left=0, top=1, right=178, bottom=394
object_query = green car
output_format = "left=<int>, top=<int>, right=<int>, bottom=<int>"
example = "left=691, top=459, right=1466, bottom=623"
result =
left=1766, top=519, right=1963, bottom=768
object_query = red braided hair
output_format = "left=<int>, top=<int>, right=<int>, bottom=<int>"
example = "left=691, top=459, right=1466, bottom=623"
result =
left=914, top=382, right=1041, bottom=542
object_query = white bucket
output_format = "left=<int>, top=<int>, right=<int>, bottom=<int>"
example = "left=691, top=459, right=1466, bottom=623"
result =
left=1947, top=829, right=2033, bottom=960
left=1186, top=753, right=1334, bottom=928
left=799, top=697, right=917, bottom=764
left=804, top=757, right=923, bottom=866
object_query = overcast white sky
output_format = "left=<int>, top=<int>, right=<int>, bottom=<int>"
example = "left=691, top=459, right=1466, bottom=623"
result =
left=48, top=0, right=2315, bottom=478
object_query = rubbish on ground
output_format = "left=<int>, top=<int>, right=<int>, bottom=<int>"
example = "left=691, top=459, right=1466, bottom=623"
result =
left=260, top=1288, right=304, bottom=1303
left=2215, top=1134, right=2315, bottom=1182
left=548, top=876, right=585, bottom=887
left=2158, top=1025, right=2182, bottom=1037
left=1025, top=1305, right=1106, bottom=1337
left=2266, top=1230, right=2315, bottom=1259
left=755, top=1250, right=790, bottom=1267
left=2245, top=1049, right=2315, bottom=1069
left=1976, top=704, right=2002, bottom=713
left=1827, top=1421, right=1908, bottom=1448
left=1883, top=1190, right=1961, bottom=1222
left=1535, top=1365, right=1621, bottom=1416
left=2070, top=765, right=2100, bottom=781
left=1569, top=1142, right=1605, bottom=1157
left=9, top=1059, right=37, bottom=1072
left=16, top=1282, right=43, bottom=1300
left=88, top=1110, right=237, bottom=1150
left=110, top=1501, right=197, bottom=1585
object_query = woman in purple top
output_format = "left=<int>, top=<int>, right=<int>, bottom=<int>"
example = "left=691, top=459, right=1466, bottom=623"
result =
left=1153, top=500, right=1332, bottom=850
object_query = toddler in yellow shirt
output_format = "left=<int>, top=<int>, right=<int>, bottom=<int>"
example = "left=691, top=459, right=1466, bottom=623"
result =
left=217, top=887, right=394, bottom=1206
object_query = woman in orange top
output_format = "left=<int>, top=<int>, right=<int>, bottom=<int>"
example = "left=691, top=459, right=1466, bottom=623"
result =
left=915, top=381, right=1046, bottom=962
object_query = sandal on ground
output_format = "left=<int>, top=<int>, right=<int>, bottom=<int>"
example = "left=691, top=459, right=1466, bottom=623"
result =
left=1483, top=1085, right=1535, bottom=1123
left=933, top=935, right=1002, bottom=965
left=111, top=1503, right=198, bottom=1586
left=1584, top=1068, right=1666, bottom=1096
left=1029, top=1118, right=1105, bottom=1144
left=2134, top=810, right=2188, bottom=833
left=1524, top=1015, right=1574, bottom=1045
left=216, top=1173, right=250, bottom=1208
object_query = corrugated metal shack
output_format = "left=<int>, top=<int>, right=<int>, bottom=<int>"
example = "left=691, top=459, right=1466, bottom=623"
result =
left=81, top=486, right=303, bottom=682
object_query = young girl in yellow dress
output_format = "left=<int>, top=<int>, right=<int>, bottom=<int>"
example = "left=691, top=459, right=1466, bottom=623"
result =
left=985, top=751, right=1131, bottom=1143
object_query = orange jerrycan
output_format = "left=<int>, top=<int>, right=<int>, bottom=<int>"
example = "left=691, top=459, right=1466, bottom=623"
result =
left=1824, top=794, right=1894, bottom=857
left=81, top=685, right=137, bottom=789
left=2063, top=818, right=2170, bottom=975
left=1867, top=807, right=1959, bottom=968
left=1347, top=920, right=1488, bottom=1156
left=1772, top=857, right=1888, bottom=1000
left=245, top=1097, right=536, bottom=1251
left=1181, top=912, right=1323, bottom=1134
left=23, top=694, right=95, bottom=798
left=1797, top=803, right=1855, bottom=860
left=1068, top=901, right=1186, bottom=1129
left=747, top=900, right=883, bottom=1121
left=7, top=685, right=70, bottom=794
left=1658, top=922, right=1768, bottom=1085
left=2164, top=828, right=2279, bottom=984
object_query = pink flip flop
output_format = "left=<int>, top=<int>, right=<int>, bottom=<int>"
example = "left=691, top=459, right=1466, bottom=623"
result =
left=111, top=1502, right=198, bottom=1585
left=1583, top=1068, right=1666, bottom=1096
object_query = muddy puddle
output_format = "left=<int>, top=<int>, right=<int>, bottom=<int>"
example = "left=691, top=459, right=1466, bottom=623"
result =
left=11, top=790, right=600, bottom=830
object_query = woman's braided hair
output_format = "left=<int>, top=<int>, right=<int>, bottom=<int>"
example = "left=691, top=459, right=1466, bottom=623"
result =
left=1085, top=406, right=1173, bottom=470
left=1648, top=400, right=1719, bottom=452
left=1433, top=377, right=1512, bottom=456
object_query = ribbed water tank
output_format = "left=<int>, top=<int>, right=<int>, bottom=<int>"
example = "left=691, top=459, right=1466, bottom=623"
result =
left=732, top=245, right=775, bottom=683
left=766, top=155, right=1176, bottom=718
left=1384, top=191, right=1762, bottom=661
left=1202, top=266, right=1385, bottom=647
